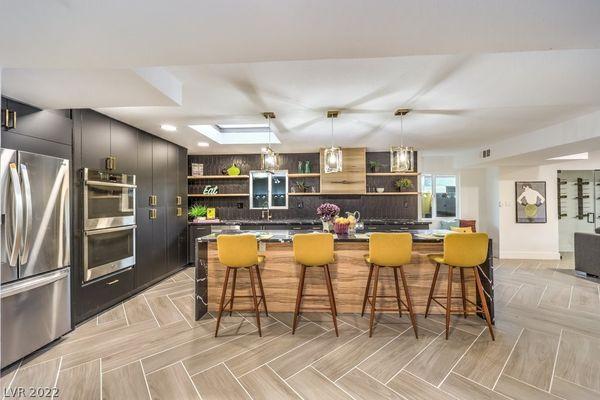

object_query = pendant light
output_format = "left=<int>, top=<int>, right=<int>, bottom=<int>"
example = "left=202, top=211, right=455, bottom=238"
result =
left=390, top=108, right=414, bottom=172
left=324, top=110, right=342, bottom=173
left=261, top=112, right=279, bottom=171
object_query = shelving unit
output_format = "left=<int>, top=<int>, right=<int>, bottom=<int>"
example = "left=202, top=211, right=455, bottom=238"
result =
left=366, top=172, right=419, bottom=176
left=289, top=192, right=322, bottom=196
left=365, top=192, right=419, bottom=196
left=188, top=175, right=249, bottom=180
left=189, top=193, right=249, bottom=198
left=288, top=173, right=320, bottom=178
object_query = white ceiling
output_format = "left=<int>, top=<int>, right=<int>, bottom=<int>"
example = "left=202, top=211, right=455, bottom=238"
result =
left=1, top=0, right=600, bottom=155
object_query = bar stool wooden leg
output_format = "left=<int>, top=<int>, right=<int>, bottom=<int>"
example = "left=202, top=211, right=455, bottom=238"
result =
left=323, top=265, right=339, bottom=337
left=474, top=267, right=495, bottom=341
left=425, top=263, right=440, bottom=318
left=254, top=264, right=268, bottom=316
left=292, top=265, right=307, bottom=334
left=445, top=266, right=453, bottom=339
left=399, top=265, right=418, bottom=339
left=368, top=265, right=380, bottom=338
left=393, top=268, right=403, bottom=318
left=229, top=268, right=237, bottom=316
left=361, top=263, right=374, bottom=317
left=325, top=265, right=338, bottom=317
left=459, top=268, right=467, bottom=318
left=215, top=267, right=231, bottom=337
left=248, top=266, right=262, bottom=337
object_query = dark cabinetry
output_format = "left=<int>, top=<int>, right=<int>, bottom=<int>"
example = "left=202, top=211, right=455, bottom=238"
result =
left=188, top=225, right=212, bottom=263
left=77, top=268, right=134, bottom=321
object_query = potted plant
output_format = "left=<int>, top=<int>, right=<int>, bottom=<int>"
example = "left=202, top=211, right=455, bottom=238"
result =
left=294, top=180, right=310, bottom=193
left=368, top=160, right=383, bottom=173
left=395, top=178, right=414, bottom=192
left=188, top=204, right=208, bottom=222
left=316, top=203, right=340, bottom=231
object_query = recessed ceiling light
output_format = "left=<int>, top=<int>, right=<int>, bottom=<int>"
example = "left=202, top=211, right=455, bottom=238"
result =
left=547, top=152, right=588, bottom=160
left=161, top=124, right=177, bottom=132
left=197, top=142, right=210, bottom=147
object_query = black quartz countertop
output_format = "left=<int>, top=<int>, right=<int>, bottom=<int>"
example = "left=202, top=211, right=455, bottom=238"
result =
left=197, top=229, right=443, bottom=243
left=189, top=219, right=429, bottom=226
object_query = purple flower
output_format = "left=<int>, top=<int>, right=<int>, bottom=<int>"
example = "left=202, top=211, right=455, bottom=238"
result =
left=317, top=203, right=340, bottom=221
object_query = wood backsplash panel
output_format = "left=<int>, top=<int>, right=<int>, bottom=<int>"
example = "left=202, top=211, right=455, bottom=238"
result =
left=320, top=147, right=366, bottom=194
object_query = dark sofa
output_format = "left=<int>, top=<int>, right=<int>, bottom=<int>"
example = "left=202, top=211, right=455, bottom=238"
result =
left=574, top=232, right=600, bottom=277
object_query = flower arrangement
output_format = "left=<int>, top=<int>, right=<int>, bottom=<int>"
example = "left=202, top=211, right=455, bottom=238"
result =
left=317, top=203, right=340, bottom=222
left=395, top=178, right=414, bottom=192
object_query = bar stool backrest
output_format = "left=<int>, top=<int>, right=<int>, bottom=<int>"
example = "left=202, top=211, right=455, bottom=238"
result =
left=217, top=234, right=258, bottom=268
left=293, top=233, right=334, bottom=266
left=443, top=232, right=489, bottom=267
left=369, top=233, right=413, bottom=266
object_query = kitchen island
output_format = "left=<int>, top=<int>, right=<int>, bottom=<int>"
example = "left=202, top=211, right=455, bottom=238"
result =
left=194, top=230, right=493, bottom=321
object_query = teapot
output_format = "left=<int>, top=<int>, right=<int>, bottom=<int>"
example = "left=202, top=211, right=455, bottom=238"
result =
left=345, top=211, right=360, bottom=222
left=345, top=211, right=362, bottom=231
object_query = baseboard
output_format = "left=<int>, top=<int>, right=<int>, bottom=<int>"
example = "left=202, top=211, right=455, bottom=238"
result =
left=499, top=251, right=561, bottom=260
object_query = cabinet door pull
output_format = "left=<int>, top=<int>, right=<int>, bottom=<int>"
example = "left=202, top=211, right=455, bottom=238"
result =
left=176, top=195, right=182, bottom=205
left=11, top=111, right=16, bottom=129
left=105, top=156, right=116, bottom=171
left=176, top=207, right=183, bottom=217
left=106, top=279, right=119, bottom=286
left=149, top=209, right=157, bottom=220
left=149, top=195, right=157, bottom=206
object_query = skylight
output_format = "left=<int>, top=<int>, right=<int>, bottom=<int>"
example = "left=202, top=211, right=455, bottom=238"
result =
left=189, top=124, right=280, bottom=145
left=547, top=152, right=589, bottom=161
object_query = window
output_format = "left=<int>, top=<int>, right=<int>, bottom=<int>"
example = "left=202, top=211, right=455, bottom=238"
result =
left=421, top=174, right=458, bottom=219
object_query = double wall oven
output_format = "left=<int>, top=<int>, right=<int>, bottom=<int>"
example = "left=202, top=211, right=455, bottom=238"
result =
left=83, top=169, right=136, bottom=282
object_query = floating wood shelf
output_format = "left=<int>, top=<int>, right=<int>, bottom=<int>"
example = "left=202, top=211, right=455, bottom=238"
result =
left=188, top=175, right=249, bottom=180
left=288, top=173, right=321, bottom=178
left=365, top=192, right=419, bottom=195
left=189, top=193, right=249, bottom=198
left=366, top=172, right=420, bottom=176
left=289, top=192, right=322, bottom=196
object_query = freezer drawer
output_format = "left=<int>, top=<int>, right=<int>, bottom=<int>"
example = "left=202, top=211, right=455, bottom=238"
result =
left=1, top=268, right=71, bottom=368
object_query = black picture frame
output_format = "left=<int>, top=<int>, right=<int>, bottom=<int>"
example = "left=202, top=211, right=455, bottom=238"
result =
left=515, top=181, right=547, bottom=223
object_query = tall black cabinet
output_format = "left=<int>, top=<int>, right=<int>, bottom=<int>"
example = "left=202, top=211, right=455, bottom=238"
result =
left=73, top=109, right=188, bottom=323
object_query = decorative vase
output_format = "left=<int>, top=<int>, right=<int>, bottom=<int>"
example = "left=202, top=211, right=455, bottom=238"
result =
left=322, top=219, right=332, bottom=232
left=304, top=160, right=311, bottom=174
left=333, top=222, right=349, bottom=235
left=297, top=161, right=304, bottom=173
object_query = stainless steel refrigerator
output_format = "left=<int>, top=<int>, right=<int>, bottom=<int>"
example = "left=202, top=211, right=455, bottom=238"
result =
left=1, top=149, right=71, bottom=368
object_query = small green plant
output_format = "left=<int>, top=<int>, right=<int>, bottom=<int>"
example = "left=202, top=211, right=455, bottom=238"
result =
left=295, top=180, right=310, bottom=193
left=368, top=160, right=383, bottom=173
left=395, top=178, right=414, bottom=192
left=188, top=204, right=207, bottom=219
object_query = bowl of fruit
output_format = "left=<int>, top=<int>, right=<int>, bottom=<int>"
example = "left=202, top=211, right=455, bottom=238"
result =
left=333, top=216, right=351, bottom=235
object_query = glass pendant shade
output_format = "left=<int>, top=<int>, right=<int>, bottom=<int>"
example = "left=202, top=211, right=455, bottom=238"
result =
left=261, top=146, right=279, bottom=171
left=324, top=147, right=343, bottom=173
left=390, top=146, right=414, bottom=172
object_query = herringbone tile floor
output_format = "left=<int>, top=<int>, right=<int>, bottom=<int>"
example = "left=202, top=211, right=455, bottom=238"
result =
left=2, top=256, right=600, bottom=399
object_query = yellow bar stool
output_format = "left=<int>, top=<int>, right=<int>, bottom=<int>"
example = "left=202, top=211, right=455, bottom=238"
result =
left=425, top=232, right=495, bottom=340
left=292, top=233, right=339, bottom=337
left=215, top=234, right=268, bottom=337
left=362, top=233, right=418, bottom=338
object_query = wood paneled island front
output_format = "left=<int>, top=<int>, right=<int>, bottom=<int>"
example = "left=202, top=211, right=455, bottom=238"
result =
left=194, top=231, right=493, bottom=319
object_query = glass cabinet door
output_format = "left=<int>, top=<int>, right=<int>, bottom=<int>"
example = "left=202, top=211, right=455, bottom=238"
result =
left=250, top=171, right=269, bottom=209
left=270, top=172, right=288, bottom=209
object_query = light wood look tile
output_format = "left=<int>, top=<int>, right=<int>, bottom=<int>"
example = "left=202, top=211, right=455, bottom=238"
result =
left=65, top=317, right=128, bottom=341
left=405, top=328, right=476, bottom=386
left=493, top=283, right=521, bottom=306
left=453, top=324, right=522, bottom=388
left=287, top=367, right=353, bottom=400
left=268, top=323, right=361, bottom=379
left=387, top=370, right=454, bottom=400
left=102, top=361, right=150, bottom=400
left=313, top=326, right=398, bottom=381
left=225, top=323, right=326, bottom=377
left=238, top=365, right=301, bottom=399
left=503, top=328, right=560, bottom=391
left=191, top=364, right=250, bottom=400
left=97, top=303, right=126, bottom=324
left=570, top=284, right=600, bottom=314
left=551, top=376, right=600, bottom=400
left=495, top=374, right=563, bottom=400
left=555, top=330, right=600, bottom=392
left=539, top=284, right=572, bottom=309
left=358, top=328, right=438, bottom=383
left=0, top=361, right=20, bottom=395
left=56, top=359, right=101, bottom=400
left=146, top=295, right=184, bottom=326
left=9, top=358, right=60, bottom=395
left=146, top=363, right=199, bottom=400
left=508, top=284, right=546, bottom=307
left=183, top=322, right=289, bottom=375
left=337, top=368, right=403, bottom=399
left=123, top=295, right=155, bottom=325
left=440, top=372, right=508, bottom=400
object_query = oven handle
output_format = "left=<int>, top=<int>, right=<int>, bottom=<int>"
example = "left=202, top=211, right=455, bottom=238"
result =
left=85, top=225, right=137, bottom=236
left=85, top=180, right=137, bottom=189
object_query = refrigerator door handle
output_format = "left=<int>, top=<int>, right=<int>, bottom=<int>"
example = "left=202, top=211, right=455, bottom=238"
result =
left=5, top=163, right=23, bottom=267
left=20, top=164, right=33, bottom=264
left=0, top=268, right=69, bottom=299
